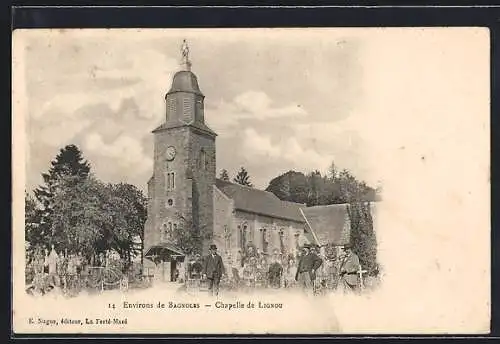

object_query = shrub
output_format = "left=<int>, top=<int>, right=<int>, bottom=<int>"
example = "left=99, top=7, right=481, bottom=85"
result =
left=347, top=202, right=379, bottom=276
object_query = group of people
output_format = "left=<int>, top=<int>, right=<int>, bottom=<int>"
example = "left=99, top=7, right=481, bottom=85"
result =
left=26, top=241, right=366, bottom=298
left=294, top=242, right=364, bottom=295
left=25, top=245, right=126, bottom=296
left=26, top=245, right=88, bottom=295
left=184, top=242, right=365, bottom=297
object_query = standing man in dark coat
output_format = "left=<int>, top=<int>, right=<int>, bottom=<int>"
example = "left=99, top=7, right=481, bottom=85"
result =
left=202, top=244, right=226, bottom=296
left=339, top=243, right=362, bottom=292
left=295, top=243, right=323, bottom=295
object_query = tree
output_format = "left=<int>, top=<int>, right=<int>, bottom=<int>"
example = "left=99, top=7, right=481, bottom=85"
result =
left=31, top=144, right=91, bottom=248
left=266, top=170, right=328, bottom=205
left=39, top=172, right=147, bottom=269
left=110, top=183, right=147, bottom=267
left=219, top=169, right=230, bottom=181
left=172, top=213, right=202, bottom=256
left=336, top=169, right=377, bottom=203
left=307, top=170, right=323, bottom=206
left=49, top=174, right=107, bottom=256
left=328, top=161, right=338, bottom=181
left=288, top=172, right=312, bottom=205
left=25, top=191, right=42, bottom=251
left=26, top=145, right=149, bottom=268
left=233, top=167, right=253, bottom=187
left=266, top=170, right=308, bottom=203
left=323, top=175, right=343, bottom=204
left=266, top=170, right=293, bottom=200
left=337, top=169, right=359, bottom=203
left=348, top=202, right=379, bottom=276
left=265, top=165, right=377, bottom=205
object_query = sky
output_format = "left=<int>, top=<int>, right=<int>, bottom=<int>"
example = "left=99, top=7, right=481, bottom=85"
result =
left=16, top=28, right=486, bottom=194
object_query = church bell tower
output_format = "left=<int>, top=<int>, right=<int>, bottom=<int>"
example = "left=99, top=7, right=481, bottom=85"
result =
left=144, top=40, right=217, bottom=257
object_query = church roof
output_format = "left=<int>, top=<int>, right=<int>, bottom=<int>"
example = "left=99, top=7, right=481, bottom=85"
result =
left=215, top=179, right=306, bottom=223
left=301, top=204, right=351, bottom=246
left=152, top=121, right=217, bottom=137
left=167, top=70, right=204, bottom=96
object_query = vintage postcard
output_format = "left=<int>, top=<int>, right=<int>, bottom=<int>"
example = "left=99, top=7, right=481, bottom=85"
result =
left=12, top=28, right=490, bottom=335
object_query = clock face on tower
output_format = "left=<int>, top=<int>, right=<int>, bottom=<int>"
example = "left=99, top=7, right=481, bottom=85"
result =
left=166, top=146, right=176, bottom=161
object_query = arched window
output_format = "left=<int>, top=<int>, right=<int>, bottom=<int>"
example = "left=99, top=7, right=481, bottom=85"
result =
left=165, top=172, right=175, bottom=191
left=161, top=223, right=168, bottom=242
left=294, top=232, right=300, bottom=249
left=279, top=229, right=285, bottom=254
left=224, top=225, right=231, bottom=251
left=239, top=223, right=248, bottom=249
left=261, top=228, right=269, bottom=254
left=168, top=222, right=173, bottom=238
left=199, top=150, right=207, bottom=170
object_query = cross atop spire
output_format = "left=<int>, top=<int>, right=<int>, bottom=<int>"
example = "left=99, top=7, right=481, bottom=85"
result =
left=180, top=39, right=192, bottom=71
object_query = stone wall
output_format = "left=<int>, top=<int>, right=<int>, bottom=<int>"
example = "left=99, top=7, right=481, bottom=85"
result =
left=145, top=127, right=193, bottom=251
left=228, top=210, right=306, bottom=260
left=144, top=124, right=217, bottom=257
left=189, top=127, right=216, bottom=255
left=340, top=210, right=352, bottom=244
left=212, top=186, right=235, bottom=268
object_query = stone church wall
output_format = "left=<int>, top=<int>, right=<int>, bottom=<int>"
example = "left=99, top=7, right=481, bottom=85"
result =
left=151, top=127, right=192, bottom=246
left=188, top=128, right=216, bottom=255
left=229, top=211, right=306, bottom=260
left=212, top=186, right=234, bottom=258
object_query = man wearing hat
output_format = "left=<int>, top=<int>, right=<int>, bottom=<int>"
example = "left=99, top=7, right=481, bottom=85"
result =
left=339, top=243, right=361, bottom=292
left=202, top=244, right=226, bottom=296
left=295, top=243, right=323, bottom=295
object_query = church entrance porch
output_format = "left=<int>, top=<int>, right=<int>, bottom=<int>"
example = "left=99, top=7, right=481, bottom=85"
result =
left=144, top=243, right=185, bottom=283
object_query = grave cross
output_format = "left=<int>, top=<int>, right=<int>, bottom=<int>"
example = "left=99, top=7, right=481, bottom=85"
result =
left=357, top=265, right=368, bottom=289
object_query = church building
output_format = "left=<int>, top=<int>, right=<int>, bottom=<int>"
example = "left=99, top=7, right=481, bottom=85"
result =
left=143, top=41, right=374, bottom=281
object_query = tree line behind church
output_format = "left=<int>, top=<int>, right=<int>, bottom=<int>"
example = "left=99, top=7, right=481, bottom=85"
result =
left=222, top=164, right=380, bottom=206
left=25, top=144, right=379, bottom=275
